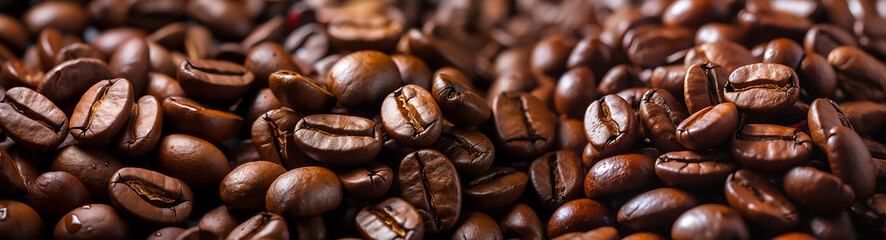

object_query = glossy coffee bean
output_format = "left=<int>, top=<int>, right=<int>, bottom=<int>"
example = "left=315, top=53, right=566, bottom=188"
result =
left=109, top=38, right=150, bottom=95
left=355, top=197, right=424, bottom=240
left=0, top=87, right=68, bottom=151
left=683, top=62, right=728, bottom=114
left=0, top=60, right=43, bottom=89
left=55, top=42, right=104, bottom=65
left=50, top=145, right=124, bottom=201
left=69, top=78, right=134, bottom=145
left=555, top=67, right=598, bottom=119
left=220, top=161, right=286, bottom=212
left=198, top=205, right=243, bottom=240
left=0, top=200, right=41, bottom=240
left=327, top=50, right=401, bottom=109
left=146, top=72, right=186, bottom=101
left=684, top=41, right=756, bottom=74
left=293, top=114, right=383, bottom=165
left=808, top=98, right=852, bottom=150
left=226, top=212, right=289, bottom=240
left=0, top=147, right=37, bottom=195
left=493, top=92, right=556, bottom=158
left=338, top=162, right=394, bottom=201
left=797, top=52, right=837, bottom=99
left=618, top=188, right=698, bottom=231
left=431, top=73, right=491, bottom=127
left=552, top=226, right=618, bottom=240
left=268, top=70, right=335, bottom=114
left=23, top=1, right=88, bottom=35
left=27, top=171, right=90, bottom=217
left=639, top=89, right=688, bottom=152
left=250, top=108, right=309, bottom=168
left=177, top=59, right=255, bottom=103
left=784, top=167, right=852, bottom=216
left=529, top=150, right=584, bottom=209
left=283, top=23, right=329, bottom=67
left=244, top=42, right=298, bottom=89
left=499, top=203, right=545, bottom=240
left=655, top=151, right=735, bottom=189
left=731, top=124, right=812, bottom=174
left=828, top=46, right=886, bottom=101
left=598, top=65, right=640, bottom=95
left=760, top=38, right=805, bottom=70
left=38, top=58, right=112, bottom=103
left=826, top=126, right=876, bottom=200
left=185, top=0, right=251, bottom=41
left=724, top=169, right=798, bottom=232
left=804, top=24, right=857, bottom=57
left=464, top=167, right=528, bottom=211
left=380, top=84, right=442, bottom=148
left=452, top=211, right=503, bottom=240
left=624, top=25, right=694, bottom=68
left=328, top=12, right=403, bottom=52
left=584, top=94, right=638, bottom=156
left=695, top=23, right=744, bottom=44
left=398, top=149, right=462, bottom=233
left=112, top=95, right=163, bottom=157
left=391, top=54, right=431, bottom=90
left=430, top=128, right=495, bottom=177
left=724, top=63, right=800, bottom=114
left=676, top=103, right=739, bottom=150
left=671, top=204, right=749, bottom=240
left=584, top=153, right=655, bottom=198
left=809, top=211, right=856, bottom=240
left=156, top=134, right=231, bottom=188
left=162, top=97, right=243, bottom=143
left=108, top=167, right=194, bottom=226
left=547, top=199, right=613, bottom=238
left=266, top=166, right=343, bottom=218
left=55, top=204, right=129, bottom=240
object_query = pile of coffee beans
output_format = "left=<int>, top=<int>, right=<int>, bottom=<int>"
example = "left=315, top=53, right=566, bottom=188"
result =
left=1, top=0, right=886, bottom=239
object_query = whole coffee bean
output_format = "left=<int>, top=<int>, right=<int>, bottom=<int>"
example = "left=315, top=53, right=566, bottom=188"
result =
left=724, top=169, right=799, bottom=232
left=737, top=8, right=812, bottom=43
left=55, top=42, right=104, bottom=66
left=226, top=212, right=289, bottom=240
left=250, top=108, right=310, bottom=168
left=239, top=88, right=283, bottom=127
left=355, top=197, right=424, bottom=240
left=293, top=114, right=383, bottom=165
left=555, top=67, right=598, bottom=119
left=176, top=59, right=255, bottom=103
left=493, top=92, right=556, bottom=158
left=268, top=70, right=334, bottom=114
left=804, top=24, right=858, bottom=57
left=546, top=198, right=613, bottom=238
left=651, top=64, right=687, bottom=99
left=162, top=96, right=243, bottom=143
left=783, top=166, right=855, bottom=215
left=0, top=147, right=38, bottom=195
left=624, top=25, right=694, bottom=68
left=730, top=124, right=812, bottom=174
left=499, top=203, right=545, bottom=240
left=27, top=171, right=90, bottom=217
left=108, top=167, right=194, bottom=226
left=827, top=46, right=886, bottom=101
left=809, top=211, right=856, bottom=240
left=760, top=38, right=805, bottom=69
left=431, top=128, right=495, bottom=177
left=826, top=126, right=876, bottom=200
left=0, top=87, right=68, bottom=151
left=724, top=63, right=800, bottom=114
left=39, top=58, right=112, bottom=103
left=156, top=134, right=231, bottom=188
left=184, top=25, right=212, bottom=59
left=328, top=12, right=403, bottom=52
left=676, top=103, right=739, bottom=150
left=186, top=0, right=251, bottom=40
left=431, top=73, right=491, bottom=127
left=487, top=71, right=535, bottom=104
left=244, top=42, right=298, bottom=88
left=23, top=1, right=88, bottom=35
left=1, top=60, right=43, bottom=89
left=452, top=211, right=503, bottom=240
left=110, top=38, right=150, bottom=95
left=552, top=226, right=618, bottom=240
left=808, top=98, right=852, bottom=149
left=662, top=0, right=730, bottom=28
left=529, top=150, right=584, bottom=209
left=88, top=27, right=147, bottom=59
left=598, top=64, right=641, bottom=95
left=283, top=23, right=329, bottom=67
left=567, top=36, right=613, bottom=79
left=0, top=14, right=28, bottom=53
left=584, top=94, right=638, bottom=156
left=50, top=145, right=123, bottom=201
left=655, top=151, right=735, bottom=189
left=148, top=42, right=177, bottom=77
left=683, top=62, right=728, bottom=113
left=671, top=204, right=749, bottom=240
left=391, top=54, right=432, bottom=90
left=69, top=78, right=135, bottom=145
left=176, top=226, right=200, bottom=240
left=617, top=188, right=698, bottom=231
left=555, top=117, right=589, bottom=155
left=327, top=50, right=401, bottom=109
left=339, top=162, right=394, bottom=201
left=266, top=166, right=343, bottom=218
left=220, top=161, right=286, bottom=212
left=112, top=95, right=163, bottom=157
left=797, top=52, right=837, bottom=99
left=148, top=227, right=186, bottom=240
left=380, top=84, right=442, bottom=148
left=199, top=205, right=243, bottom=240
left=146, top=72, right=186, bottom=101
left=464, top=167, right=528, bottom=211
left=0, top=200, right=42, bottom=240
left=55, top=204, right=129, bottom=240
left=398, top=149, right=462, bottom=233
left=640, top=89, right=688, bottom=152
left=531, top=36, right=575, bottom=77
left=584, top=153, right=655, bottom=198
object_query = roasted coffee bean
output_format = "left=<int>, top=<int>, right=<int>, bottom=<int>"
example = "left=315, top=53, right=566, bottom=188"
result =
left=38, top=58, right=112, bottom=103
left=808, top=98, right=852, bottom=149
left=35, top=28, right=63, bottom=71
left=109, top=38, right=150, bottom=95
left=328, top=12, right=403, bottom=52
left=430, top=128, right=495, bottom=177
left=50, top=145, right=123, bottom=201
left=737, top=7, right=812, bottom=43
left=567, top=36, right=613, bottom=80
left=598, top=65, right=641, bottom=95
left=529, top=150, right=584, bottom=209
left=54, top=204, right=129, bottom=240
left=498, top=203, right=545, bottom=240
left=108, top=167, right=194, bottom=226
left=797, top=52, right=837, bottom=99
left=69, top=78, right=134, bottom=145
left=250, top=108, right=310, bottom=168
left=731, top=124, right=812, bottom=174
left=339, top=162, right=394, bottom=201
left=146, top=72, right=186, bottom=101
left=493, top=92, right=556, bottom=158
left=398, top=149, right=462, bottom=234
left=112, top=95, right=163, bottom=157
left=327, top=50, right=401, bottom=109
left=842, top=101, right=886, bottom=135
left=464, top=167, right=528, bottom=211
left=155, top=134, right=231, bottom=188
left=356, top=197, right=424, bottom=240
left=760, top=38, right=805, bottom=70
left=584, top=94, right=638, bottom=156
left=552, top=226, right=618, bottom=240
left=55, top=42, right=104, bottom=65
left=244, top=42, right=298, bottom=89
left=391, top=54, right=432, bottom=90
left=0, top=200, right=41, bottom=240
left=268, top=70, right=334, bottom=114
left=655, top=151, right=735, bottom=189
left=640, top=89, right=688, bottom=152
left=683, top=62, right=728, bottom=114
left=0, top=147, right=38, bottom=195
left=283, top=23, right=329, bottom=67
left=162, top=96, right=243, bottom=143
left=555, top=67, right=598, bottom=119
left=148, top=227, right=186, bottom=240
left=147, top=42, right=177, bottom=77
left=828, top=46, right=886, bottom=101
left=1, top=60, right=43, bottom=89
left=452, top=211, right=503, bottom=240
left=198, top=205, right=243, bottom=240
left=546, top=199, right=613, bottom=238
left=695, top=23, right=745, bottom=44
left=240, top=88, right=283, bottom=129
left=651, top=64, right=687, bottom=99
left=662, top=0, right=730, bottom=28
left=671, top=204, right=749, bottom=240
left=584, top=153, right=655, bottom=198
left=0, top=87, right=68, bottom=151
left=0, top=14, right=28, bottom=54
left=783, top=166, right=855, bottom=215
left=804, top=24, right=858, bottom=57
left=555, top=117, right=588, bottom=155
left=88, top=27, right=147, bottom=58
left=267, top=166, right=343, bottom=218
left=293, top=114, right=383, bottom=165
left=530, top=35, right=575, bottom=77
left=826, top=126, right=876, bottom=200
left=850, top=193, right=886, bottom=236
left=618, top=188, right=698, bottom=231
left=724, top=169, right=799, bottom=232
left=676, top=103, right=739, bottom=150
left=176, top=59, right=255, bottom=103
left=185, top=0, right=251, bottom=41
left=183, top=25, right=211, bottom=60
left=431, top=73, right=491, bottom=127
left=809, top=211, right=856, bottom=240
left=624, top=25, right=694, bottom=68
left=684, top=41, right=756, bottom=73
left=27, top=171, right=90, bottom=217
left=724, top=63, right=800, bottom=114
left=226, top=212, right=289, bottom=240
left=380, top=84, right=442, bottom=148
left=220, top=161, right=286, bottom=212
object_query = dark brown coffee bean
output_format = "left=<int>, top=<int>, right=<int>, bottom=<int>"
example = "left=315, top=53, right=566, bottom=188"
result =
left=88, top=27, right=147, bottom=59
left=0, top=87, right=68, bottom=150
left=110, top=38, right=150, bottom=95
left=584, top=153, right=655, bottom=198
left=598, top=64, right=641, bottom=95
left=683, top=62, right=728, bottom=114
left=760, top=38, right=805, bottom=70
left=380, top=84, right=442, bottom=148
left=242, top=15, right=287, bottom=49
left=244, top=42, right=298, bottom=88
left=70, top=78, right=134, bottom=145
left=0, top=147, right=38, bottom=195
left=226, top=212, right=289, bottom=240
left=850, top=193, right=886, bottom=236
left=623, top=25, right=694, bottom=68
left=405, top=29, right=476, bottom=79
left=797, top=52, right=837, bottom=99
left=676, top=103, right=739, bottom=150
left=54, top=204, right=129, bottom=240
left=328, top=50, right=401, bottom=109
left=328, top=12, right=403, bottom=52
left=112, top=95, right=163, bottom=157
left=808, top=98, right=852, bottom=150
left=830, top=45, right=886, bottom=100
left=452, top=211, right=503, bottom=240
left=498, top=203, right=545, bottom=240
left=176, top=59, right=255, bottom=103
left=531, top=36, right=575, bottom=77
left=0, top=14, right=28, bottom=54
left=555, top=117, right=588, bottom=155
left=684, top=41, right=756, bottom=73
left=695, top=23, right=745, bottom=44
left=671, top=204, right=749, bottom=240
left=493, top=92, right=556, bottom=158
left=529, top=150, right=584, bottom=209
left=50, top=145, right=123, bottom=201
left=809, top=211, right=856, bottom=240
left=267, top=166, right=343, bottom=218
left=186, top=0, right=251, bottom=41
left=804, top=24, right=857, bottom=57
left=398, top=149, right=462, bottom=233
left=842, top=101, right=886, bottom=135
left=584, top=94, right=638, bottom=156
left=724, top=63, right=800, bottom=114
left=826, top=126, right=876, bottom=200
left=210, top=42, right=247, bottom=64
left=431, top=128, right=495, bottom=177
left=283, top=23, right=329, bottom=67
left=339, top=162, right=394, bottom=201
left=24, top=2, right=88, bottom=35
left=567, top=36, right=613, bottom=80
left=55, top=43, right=104, bottom=65
left=156, top=134, right=231, bottom=188
left=662, top=0, right=730, bottom=28
left=431, top=73, right=490, bottom=127
left=162, top=96, right=243, bottom=143
left=250, top=108, right=309, bottom=168
left=655, top=151, right=735, bottom=188
left=651, top=64, right=687, bottom=99
left=198, top=205, right=243, bottom=240
left=183, top=25, right=211, bottom=60
left=146, top=72, right=186, bottom=101
left=640, top=89, right=688, bottom=152
left=555, top=67, right=598, bottom=119
left=38, top=58, right=112, bottom=103
left=268, top=70, right=334, bottom=114
left=293, top=114, right=383, bottom=165
left=552, top=226, right=618, bottom=240
left=355, top=197, right=424, bottom=240
left=147, top=42, right=177, bottom=78
left=0, top=200, right=42, bottom=240
left=464, top=167, right=528, bottom=211
left=783, top=166, right=855, bottom=215
left=724, top=169, right=799, bottom=232
left=27, top=171, right=90, bottom=217
left=731, top=124, right=812, bottom=174
left=220, top=161, right=286, bottom=212
left=1, top=60, right=43, bottom=89
left=546, top=199, right=613, bottom=238
left=388, top=55, right=431, bottom=93
left=618, top=188, right=698, bottom=231
left=108, top=167, right=194, bottom=226
left=737, top=7, right=812, bottom=43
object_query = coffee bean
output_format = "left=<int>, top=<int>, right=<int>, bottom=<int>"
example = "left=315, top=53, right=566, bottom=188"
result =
left=695, top=23, right=745, bottom=44
left=242, top=16, right=287, bottom=49
left=671, top=204, right=749, bottom=240
left=38, top=58, right=112, bottom=103
left=809, top=211, right=856, bottom=240
left=828, top=46, right=886, bottom=101
left=797, top=52, right=837, bottom=99
left=50, top=145, right=124, bottom=201
left=54, top=204, right=129, bottom=240
left=109, top=38, right=150, bottom=95
left=498, top=203, right=545, bottom=240
left=198, top=205, right=243, bottom=240
left=112, top=95, right=163, bottom=157
left=250, top=108, right=311, bottom=168
left=783, top=166, right=855, bottom=215
left=683, top=62, right=728, bottom=114
left=0, top=14, right=28, bottom=54
left=398, top=149, right=462, bottom=233
left=492, top=91, right=556, bottom=158
left=618, top=188, right=698, bottom=231
left=599, top=64, right=641, bottom=95
left=584, top=153, right=655, bottom=198
left=327, top=50, right=401, bottom=109
left=725, top=169, right=799, bottom=232
left=176, top=59, right=255, bottom=103
left=244, top=42, right=298, bottom=89
left=108, top=167, right=194, bottom=226
left=684, top=41, right=756, bottom=74
left=24, top=2, right=89, bottom=35
left=186, top=0, right=251, bottom=41
left=89, top=27, right=147, bottom=58
left=380, top=84, right=442, bottom=148
left=69, top=78, right=135, bottom=145
left=55, top=43, right=104, bottom=65
left=639, top=89, right=688, bottom=152
left=826, top=126, right=876, bottom=200
left=405, top=29, right=476, bottom=79
left=27, top=171, right=90, bottom=217
left=724, top=63, right=800, bottom=114
left=283, top=23, right=329, bottom=67
left=584, top=94, right=638, bottom=156
left=546, top=198, right=613, bottom=238
left=162, top=96, right=243, bottom=143
left=266, top=166, right=343, bottom=218
left=268, top=70, right=334, bottom=114
left=355, top=197, right=424, bottom=240
left=293, top=114, right=383, bottom=165
left=431, top=73, right=491, bottom=127
left=676, top=103, right=739, bottom=150
left=226, top=212, right=289, bottom=240
left=804, top=24, right=858, bottom=57
left=808, top=98, right=852, bottom=149
left=731, top=124, right=813, bottom=174
left=655, top=150, right=735, bottom=189
left=338, top=162, right=394, bottom=201
left=464, top=167, right=528, bottom=211
left=555, top=67, right=598, bottom=119
left=760, top=38, right=805, bottom=70
left=391, top=54, right=432, bottom=90
left=328, top=12, right=403, bottom=52
left=0, top=87, right=68, bottom=151
left=624, top=25, right=694, bottom=68
left=220, top=161, right=286, bottom=212
left=531, top=36, right=575, bottom=77
left=1, top=60, right=43, bottom=89
left=0, top=200, right=42, bottom=239
left=430, top=128, right=495, bottom=177
left=529, top=150, right=584, bottom=209
left=567, top=36, right=613, bottom=80
left=146, top=72, right=186, bottom=101
left=452, top=211, right=503, bottom=240
left=0, top=147, right=38, bottom=195
left=155, top=134, right=231, bottom=188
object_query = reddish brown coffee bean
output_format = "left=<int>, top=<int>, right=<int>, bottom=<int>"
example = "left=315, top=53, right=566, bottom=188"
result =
left=584, top=94, right=639, bottom=156
left=683, top=62, right=729, bottom=114
left=783, top=166, right=855, bottom=215
left=338, top=162, right=394, bottom=201
left=826, top=126, right=876, bottom=200
left=0, top=87, right=69, bottom=151
left=618, top=188, right=698, bottom=231
left=431, top=73, right=491, bottom=127
left=109, top=38, right=150, bottom=95
left=493, top=92, right=556, bottom=158
left=546, top=199, right=613, bottom=238
left=464, top=167, right=528, bottom=211
left=50, top=146, right=124, bottom=201
left=69, top=78, right=135, bottom=145
left=38, top=58, right=112, bottom=103
left=584, top=154, right=655, bottom=198
left=27, top=171, right=90, bottom=217
left=293, top=114, right=383, bottom=165
left=220, top=161, right=286, bottom=212
left=724, top=63, right=800, bottom=114
left=676, top=103, right=739, bottom=150
left=162, top=97, right=243, bottom=143
left=176, top=59, right=255, bottom=103
left=108, top=167, right=194, bottom=226
left=0, top=200, right=42, bottom=240
left=327, top=50, right=401, bottom=109
left=671, top=204, right=749, bottom=240
left=655, top=151, right=735, bottom=189
left=731, top=124, right=813, bottom=174
left=155, top=134, right=231, bottom=188
left=724, top=169, right=799, bottom=232
left=54, top=204, right=129, bottom=240
left=266, top=166, right=343, bottom=218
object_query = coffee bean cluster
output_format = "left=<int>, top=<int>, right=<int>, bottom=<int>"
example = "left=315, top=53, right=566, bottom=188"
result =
left=0, top=0, right=885, bottom=240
